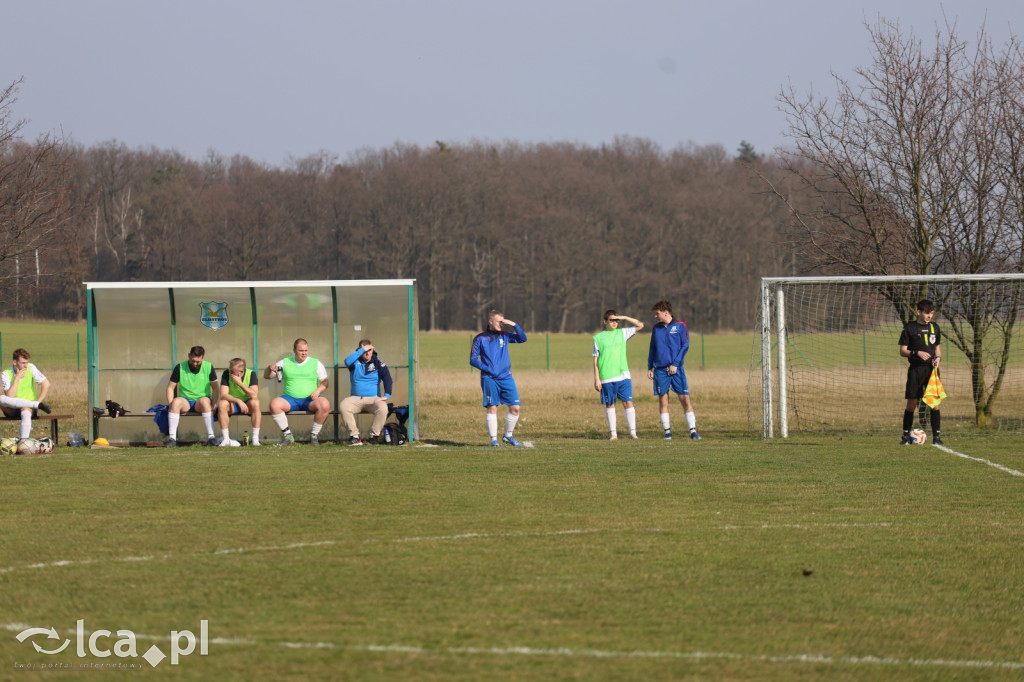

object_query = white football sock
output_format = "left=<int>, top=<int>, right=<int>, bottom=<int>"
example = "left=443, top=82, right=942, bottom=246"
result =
left=202, top=411, right=215, bottom=437
left=485, top=413, right=498, bottom=439
left=504, top=412, right=519, bottom=437
left=625, top=407, right=637, bottom=435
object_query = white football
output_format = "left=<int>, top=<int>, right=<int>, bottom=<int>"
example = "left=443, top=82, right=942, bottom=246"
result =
left=15, top=437, right=55, bottom=455
left=910, top=428, right=927, bottom=445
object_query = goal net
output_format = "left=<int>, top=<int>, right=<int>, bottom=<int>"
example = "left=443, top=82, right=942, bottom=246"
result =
left=749, top=275, right=1024, bottom=438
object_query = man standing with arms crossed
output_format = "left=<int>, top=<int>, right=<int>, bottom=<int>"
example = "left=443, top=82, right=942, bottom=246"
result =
left=648, top=300, right=701, bottom=440
left=470, top=310, right=527, bottom=447
left=593, top=310, right=644, bottom=440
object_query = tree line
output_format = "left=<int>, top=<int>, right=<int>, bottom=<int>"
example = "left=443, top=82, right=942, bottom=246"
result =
left=1, top=106, right=806, bottom=332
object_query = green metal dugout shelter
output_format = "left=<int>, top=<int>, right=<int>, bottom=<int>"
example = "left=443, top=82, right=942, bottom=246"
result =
left=86, top=280, right=418, bottom=445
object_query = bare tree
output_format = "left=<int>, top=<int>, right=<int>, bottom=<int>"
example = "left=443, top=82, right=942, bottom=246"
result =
left=771, top=17, right=1024, bottom=426
left=0, top=79, right=76, bottom=311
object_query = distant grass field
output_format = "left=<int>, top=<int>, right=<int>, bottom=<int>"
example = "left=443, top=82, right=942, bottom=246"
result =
left=0, top=319, right=86, bottom=370
left=3, top=321, right=1024, bottom=680
left=419, top=329, right=756, bottom=371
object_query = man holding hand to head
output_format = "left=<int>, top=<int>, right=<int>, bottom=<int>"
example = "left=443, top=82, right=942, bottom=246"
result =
left=340, top=340, right=393, bottom=446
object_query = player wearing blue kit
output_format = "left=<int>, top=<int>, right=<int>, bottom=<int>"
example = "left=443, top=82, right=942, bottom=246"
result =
left=470, top=310, right=527, bottom=447
left=593, top=310, right=644, bottom=440
left=647, top=300, right=700, bottom=440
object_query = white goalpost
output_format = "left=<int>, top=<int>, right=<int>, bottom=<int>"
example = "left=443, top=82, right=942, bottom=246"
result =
left=753, top=275, right=1024, bottom=438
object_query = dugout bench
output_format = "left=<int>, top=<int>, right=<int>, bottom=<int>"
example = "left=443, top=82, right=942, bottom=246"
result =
left=92, top=406, right=403, bottom=446
left=3, top=413, right=76, bottom=442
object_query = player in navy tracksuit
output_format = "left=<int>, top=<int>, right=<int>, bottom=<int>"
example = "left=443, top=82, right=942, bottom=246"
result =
left=470, top=310, right=527, bottom=447
left=647, top=299, right=701, bottom=440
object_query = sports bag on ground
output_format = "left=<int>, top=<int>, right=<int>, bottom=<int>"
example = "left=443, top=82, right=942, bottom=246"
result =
left=381, top=421, right=408, bottom=445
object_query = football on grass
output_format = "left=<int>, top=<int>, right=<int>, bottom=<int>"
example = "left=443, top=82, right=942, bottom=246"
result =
left=909, top=428, right=927, bottom=445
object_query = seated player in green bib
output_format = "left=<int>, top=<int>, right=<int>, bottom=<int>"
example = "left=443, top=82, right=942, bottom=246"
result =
left=264, top=338, right=331, bottom=445
left=217, top=357, right=262, bottom=447
left=1, top=347, right=53, bottom=441
left=165, top=345, right=220, bottom=447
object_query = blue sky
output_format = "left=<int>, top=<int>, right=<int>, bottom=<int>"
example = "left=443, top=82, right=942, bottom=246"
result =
left=3, top=1, right=1021, bottom=165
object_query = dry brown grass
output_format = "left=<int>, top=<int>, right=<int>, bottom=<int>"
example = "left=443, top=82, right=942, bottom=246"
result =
left=419, top=368, right=752, bottom=443
left=18, top=367, right=754, bottom=444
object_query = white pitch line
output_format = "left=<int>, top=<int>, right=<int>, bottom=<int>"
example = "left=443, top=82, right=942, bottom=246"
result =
left=0, top=530, right=617, bottom=575
left=935, top=443, right=1024, bottom=477
left=720, top=522, right=893, bottom=530
left=0, top=523, right=890, bottom=576
left=347, top=643, right=1024, bottom=670
left=5, top=623, right=1021, bottom=671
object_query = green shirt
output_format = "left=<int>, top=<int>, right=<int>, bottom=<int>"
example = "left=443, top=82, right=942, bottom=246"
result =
left=2, top=365, right=38, bottom=400
left=593, top=327, right=635, bottom=382
left=177, top=360, right=213, bottom=401
left=282, top=356, right=320, bottom=398
left=227, top=368, right=254, bottom=401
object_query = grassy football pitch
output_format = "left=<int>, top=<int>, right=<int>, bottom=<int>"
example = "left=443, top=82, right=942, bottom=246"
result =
left=1, top=325, right=1023, bottom=680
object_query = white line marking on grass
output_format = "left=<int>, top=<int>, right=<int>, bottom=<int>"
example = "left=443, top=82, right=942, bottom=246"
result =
left=0, top=524, right=896, bottom=576
left=0, top=530, right=615, bottom=575
left=935, top=444, right=1024, bottom=477
left=351, top=643, right=1024, bottom=671
left=6, top=623, right=1020, bottom=671
left=720, top=522, right=893, bottom=530
left=382, top=528, right=606, bottom=543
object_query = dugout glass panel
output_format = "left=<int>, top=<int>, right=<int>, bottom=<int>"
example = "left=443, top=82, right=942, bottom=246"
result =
left=336, top=284, right=413, bottom=413
left=93, top=288, right=172, bottom=369
left=87, top=280, right=418, bottom=445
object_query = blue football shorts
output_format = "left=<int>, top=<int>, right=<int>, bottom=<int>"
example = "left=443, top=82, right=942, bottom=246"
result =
left=282, top=395, right=314, bottom=412
left=481, top=375, right=521, bottom=407
left=226, top=401, right=254, bottom=415
left=185, top=399, right=205, bottom=413
left=652, top=367, right=689, bottom=396
left=600, top=379, right=633, bottom=405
